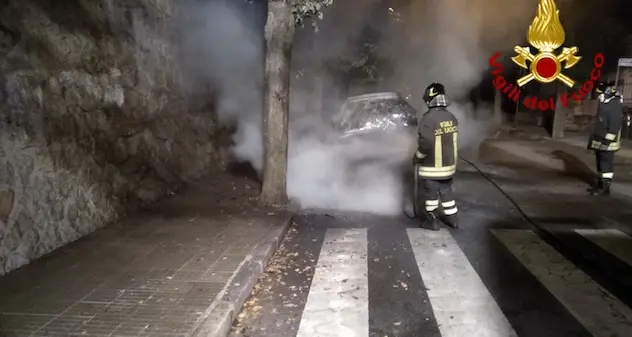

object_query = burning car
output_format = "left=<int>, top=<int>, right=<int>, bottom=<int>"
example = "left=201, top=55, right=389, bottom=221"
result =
left=326, top=92, right=419, bottom=216
left=321, top=92, right=418, bottom=196
left=329, top=92, right=419, bottom=163
left=331, top=92, right=418, bottom=138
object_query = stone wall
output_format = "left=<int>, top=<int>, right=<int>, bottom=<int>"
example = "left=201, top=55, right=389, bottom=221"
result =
left=0, top=0, right=229, bottom=275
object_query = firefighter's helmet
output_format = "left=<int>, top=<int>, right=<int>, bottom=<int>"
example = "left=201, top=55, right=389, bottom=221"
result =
left=596, top=81, right=616, bottom=96
left=423, top=82, right=448, bottom=108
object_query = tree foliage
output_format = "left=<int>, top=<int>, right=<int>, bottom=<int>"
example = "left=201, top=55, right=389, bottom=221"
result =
left=291, top=0, right=334, bottom=31
left=334, top=6, right=403, bottom=82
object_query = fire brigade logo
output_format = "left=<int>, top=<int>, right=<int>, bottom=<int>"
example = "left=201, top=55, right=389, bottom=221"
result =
left=511, top=0, right=581, bottom=87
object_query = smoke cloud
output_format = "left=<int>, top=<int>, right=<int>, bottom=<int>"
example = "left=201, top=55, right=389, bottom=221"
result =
left=374, top=0, right=545, bottom=172
left=178, top=0, right=564, bottom=215
left=380, top=0, right=540, bottom=102
left=179, top=0, right=265, bottom=171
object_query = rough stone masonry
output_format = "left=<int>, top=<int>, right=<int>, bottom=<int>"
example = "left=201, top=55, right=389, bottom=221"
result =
left=0, top=0, right=229, bottom=275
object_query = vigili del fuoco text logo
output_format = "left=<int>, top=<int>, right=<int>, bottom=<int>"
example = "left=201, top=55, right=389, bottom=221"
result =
left=488, top=0, right=604, bottom=111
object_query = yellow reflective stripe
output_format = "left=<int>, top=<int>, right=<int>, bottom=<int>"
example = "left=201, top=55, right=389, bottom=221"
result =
left=418, top=170, right=456, bottom=178
left=435, top=135, right=442, bottom=167
left=591, top=140, right=601, bottom=148
left=444, top=207, right=458, bottom=215
left=418, top=165, right=456, bottom=172
left=425, top=199, right=439, bottom=206
left=415, top=151, right=426, bottom=159
left=453, top=131, right=458, bottom=162
left=605, top=133, right=616, bottom=141
left=418, top=165, right=456, bottom=178
left=608, top=141, right=620, bottom=150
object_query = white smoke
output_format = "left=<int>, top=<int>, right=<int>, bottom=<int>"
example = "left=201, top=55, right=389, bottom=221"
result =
left=450, top=102, right=496, bottom=155
left=380, top=0, right=540, bottom=101
left=287, top=120, right=417, bottom=214
left=375, top=0, right=544, bottom=159
left=180, top=0, right=265, bottom=171
left=178, top=0, right=544, bottom=215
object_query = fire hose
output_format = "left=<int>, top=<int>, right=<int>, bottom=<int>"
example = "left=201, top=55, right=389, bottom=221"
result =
left=447, top=156, right=632, bottom=302
left=457, top=156, right=535, bottom=224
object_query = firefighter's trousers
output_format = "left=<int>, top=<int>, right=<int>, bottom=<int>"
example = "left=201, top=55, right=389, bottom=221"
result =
left=595, top=150, right=615, bottom=180
left=418, top=178, right=458, bottom=216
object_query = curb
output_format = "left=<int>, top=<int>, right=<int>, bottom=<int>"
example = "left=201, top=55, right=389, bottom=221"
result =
left=485, top=141, right=632, bottom=202
left=191, top=213, right=294, bottom=337
left=554, top=138, right=632, bottom=164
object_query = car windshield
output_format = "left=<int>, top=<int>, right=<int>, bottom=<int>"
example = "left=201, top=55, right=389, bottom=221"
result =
left=335, top=95, right=418, bottom=135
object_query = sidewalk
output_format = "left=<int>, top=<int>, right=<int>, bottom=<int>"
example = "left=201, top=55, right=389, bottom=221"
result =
left=486, top=126, right=632, bottom=201
left=555, top=133, right=632, bottom=162
left=0, top=173, right=293, bottom=337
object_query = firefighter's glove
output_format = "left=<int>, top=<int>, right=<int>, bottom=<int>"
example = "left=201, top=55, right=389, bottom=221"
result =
left=412, top=150, right=426, bottom=165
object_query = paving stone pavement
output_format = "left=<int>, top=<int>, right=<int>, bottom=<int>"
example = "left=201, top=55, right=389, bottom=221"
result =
left=0, top=176, right=292, bottom=337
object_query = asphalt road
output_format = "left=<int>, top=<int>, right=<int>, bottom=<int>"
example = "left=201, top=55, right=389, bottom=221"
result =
left=228, top=160, right=632, bottom=337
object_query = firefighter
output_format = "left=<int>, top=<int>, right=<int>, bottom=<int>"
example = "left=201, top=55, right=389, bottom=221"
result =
left=413, top=82, right=459, bottom=230
left=587, top=81, right=623, bottom=196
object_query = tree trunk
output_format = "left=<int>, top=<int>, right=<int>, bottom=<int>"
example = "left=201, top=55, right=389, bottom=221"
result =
left=260, top=0, right=295, bottom=206
left=551, top=85, right=566, bottom=139
left=493, top=89, right=502, bottom=125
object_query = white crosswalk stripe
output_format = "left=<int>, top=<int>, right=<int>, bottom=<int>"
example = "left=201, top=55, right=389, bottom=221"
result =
left=296, top=228, right=369, bottom=337
left=574, top=229, right=632, bottom=267
left=407, top=228, right=517, bottom=337
left=289, top=227, right=632, bottom=337
left=492, top=229, right=632, bottom=337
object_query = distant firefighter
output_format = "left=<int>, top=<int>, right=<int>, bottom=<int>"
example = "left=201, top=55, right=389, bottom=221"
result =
left=587, top=81, right=623, bottom=196
left=413, top=83, right=459, bottom=230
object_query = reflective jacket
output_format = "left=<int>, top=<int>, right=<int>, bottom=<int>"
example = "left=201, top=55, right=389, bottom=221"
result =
left=588, top=95, right=623, bottom=152
left=414, top=107, right=459, bottom=179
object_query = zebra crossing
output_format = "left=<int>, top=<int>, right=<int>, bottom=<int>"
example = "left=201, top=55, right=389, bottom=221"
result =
left=296, top=229, right=369, bottom=337
left=237, top=225, right=632, bottom=337
left=408, top=229, right=517, bottom=337
left=493, top=229, right=632, bottom=336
